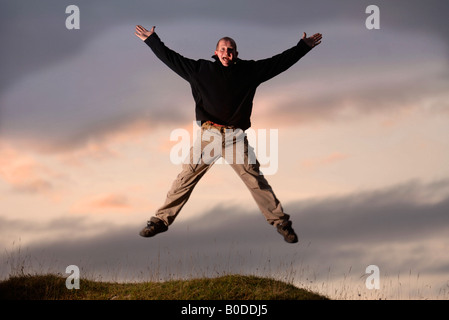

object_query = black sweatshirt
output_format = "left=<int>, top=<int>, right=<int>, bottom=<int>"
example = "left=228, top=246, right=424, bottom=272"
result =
left=145, top=33, right=312, bottom=130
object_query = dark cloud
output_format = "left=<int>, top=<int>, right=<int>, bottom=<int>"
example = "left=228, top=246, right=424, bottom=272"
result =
left=1, top=0, right=448, bottom=153
left=288, top=179, right=449, bottom=243
left=1, top=0, right=447, bottom=94
left=2, top=179, right=449, bottom=293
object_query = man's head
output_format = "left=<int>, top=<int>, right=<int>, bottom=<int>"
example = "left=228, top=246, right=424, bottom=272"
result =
left=214, top=37, right=238, bottom=67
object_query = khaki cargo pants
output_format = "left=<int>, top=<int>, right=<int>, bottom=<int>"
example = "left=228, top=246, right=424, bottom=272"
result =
left=154, top=122, right=290, bottom=227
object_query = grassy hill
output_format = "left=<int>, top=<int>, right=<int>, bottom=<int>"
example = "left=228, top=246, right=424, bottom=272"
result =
left=0, top=274, right=328, bottom=300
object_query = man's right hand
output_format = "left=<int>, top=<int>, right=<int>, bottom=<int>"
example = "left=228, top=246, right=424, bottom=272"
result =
left=135, top=25, right=155, bottom=41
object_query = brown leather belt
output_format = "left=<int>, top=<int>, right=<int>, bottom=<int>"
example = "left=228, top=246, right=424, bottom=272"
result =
left=202, top=121, right=236, bottom=132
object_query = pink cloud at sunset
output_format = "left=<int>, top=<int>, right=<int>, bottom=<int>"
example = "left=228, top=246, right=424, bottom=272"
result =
left=299, top=152, right=350, bottom=170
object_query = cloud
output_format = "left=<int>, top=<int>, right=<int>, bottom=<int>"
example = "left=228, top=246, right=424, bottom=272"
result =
left=0, top=144, right=54, bottom=194
left=2, top=1, right=449, bottom=155
left=252, top=20, right=449, bottom=127
left=2, top=0, right=448, bottom=94
left=288, top=179, right=449, bottom=244
left=0, top=22, right=194, bottom=153
left=299, top=152, right=349, bottom=170
left=82, top=193, right=132, bottom=211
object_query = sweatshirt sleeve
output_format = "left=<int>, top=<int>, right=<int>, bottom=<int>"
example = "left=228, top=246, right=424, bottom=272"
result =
left=144, top=33, right=197, bottom=81
left=253, top=39, right=312, bottom=84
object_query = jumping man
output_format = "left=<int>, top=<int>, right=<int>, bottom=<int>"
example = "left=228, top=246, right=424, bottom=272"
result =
left=135, top=25, right=322, bottom=243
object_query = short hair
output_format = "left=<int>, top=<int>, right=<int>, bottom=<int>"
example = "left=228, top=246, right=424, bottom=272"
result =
left=216, top=37, right=237, bottom=51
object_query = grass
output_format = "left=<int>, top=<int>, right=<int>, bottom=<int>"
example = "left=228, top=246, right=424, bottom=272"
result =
left=4, top=242, right=445, bottom=300
left=0, top=273, right=329, bottom=300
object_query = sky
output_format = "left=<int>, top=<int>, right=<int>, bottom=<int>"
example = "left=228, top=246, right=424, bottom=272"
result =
left=1, top=0, right=449, bottom=299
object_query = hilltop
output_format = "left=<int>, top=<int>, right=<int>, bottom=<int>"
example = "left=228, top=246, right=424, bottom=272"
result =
left=0, top=273, right=328, bottom=300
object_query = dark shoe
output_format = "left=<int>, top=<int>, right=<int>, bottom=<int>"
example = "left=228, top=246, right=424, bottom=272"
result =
left=277, top=220, right=298, bottom=243
left=139, top=217, right=168, bottom=238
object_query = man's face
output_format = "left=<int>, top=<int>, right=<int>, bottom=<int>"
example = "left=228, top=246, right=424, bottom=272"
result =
left=215, top=40, right=238, bottom=67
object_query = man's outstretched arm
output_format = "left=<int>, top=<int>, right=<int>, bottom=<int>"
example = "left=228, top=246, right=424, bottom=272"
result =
left=254, top=31, right=323, bottom=84
left=134, top=25, right=197, bottom=81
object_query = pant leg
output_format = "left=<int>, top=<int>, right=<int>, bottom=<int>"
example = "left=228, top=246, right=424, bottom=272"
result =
left=225, top=133, right=290, bottom=226
left=154, top=128, right=222, bottom=226
left=154, top=157, right=211, bottom=226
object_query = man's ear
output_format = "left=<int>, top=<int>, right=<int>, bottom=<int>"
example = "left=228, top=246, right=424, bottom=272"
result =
left=235, top=51, right=239, bottom=58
